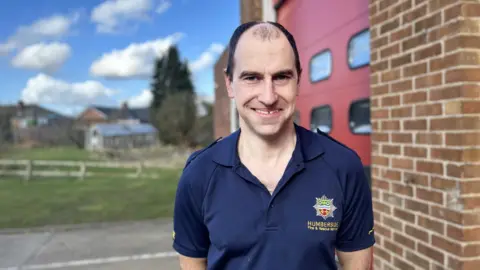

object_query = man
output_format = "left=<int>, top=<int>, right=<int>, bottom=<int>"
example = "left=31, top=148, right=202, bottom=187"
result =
left=172, top=21, right=375, bottom=270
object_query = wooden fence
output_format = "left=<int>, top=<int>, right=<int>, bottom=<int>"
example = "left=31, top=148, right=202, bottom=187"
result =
left=0, top=159, right=175, bottom=181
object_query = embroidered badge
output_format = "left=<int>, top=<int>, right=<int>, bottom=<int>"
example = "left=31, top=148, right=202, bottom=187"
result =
left=313, top=195, right=337, bottom=220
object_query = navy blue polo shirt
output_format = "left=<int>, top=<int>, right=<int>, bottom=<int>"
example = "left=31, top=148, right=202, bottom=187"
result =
left=172, top=124, right=375, bottom=269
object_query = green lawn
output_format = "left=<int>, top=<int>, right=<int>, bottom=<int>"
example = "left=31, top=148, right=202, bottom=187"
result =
left=0, top=168, right=181, bottom=230
left=1, top=146, right=98, bottom=161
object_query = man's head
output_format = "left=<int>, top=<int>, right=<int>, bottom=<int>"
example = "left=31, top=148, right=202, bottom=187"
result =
left=224, top=21, right=302, bottom=139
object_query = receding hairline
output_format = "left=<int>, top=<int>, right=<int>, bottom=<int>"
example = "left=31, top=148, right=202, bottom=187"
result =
left=248, top=23, right=282, bottom=41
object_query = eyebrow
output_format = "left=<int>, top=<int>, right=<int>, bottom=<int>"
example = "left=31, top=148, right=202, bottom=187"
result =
left=239, top=69, right=295, bottom=78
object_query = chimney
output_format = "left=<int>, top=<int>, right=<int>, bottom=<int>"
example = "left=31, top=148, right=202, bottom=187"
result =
left=16, top=100, right=25, bottom=117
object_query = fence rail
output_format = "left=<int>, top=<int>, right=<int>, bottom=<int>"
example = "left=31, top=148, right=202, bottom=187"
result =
left=0, top=159, right=176, bottom=181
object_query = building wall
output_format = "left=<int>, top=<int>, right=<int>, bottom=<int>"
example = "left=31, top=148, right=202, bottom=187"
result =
left=213, top=0, right=264, bottom=138
left=369, top=1, right=480, bottom=269
left=214, top=49, right=231, bottom=139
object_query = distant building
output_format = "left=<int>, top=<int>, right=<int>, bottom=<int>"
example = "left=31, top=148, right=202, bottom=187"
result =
left=76, top=102, right=151, bottom=129
left=0, top=101, right=79, bottom=147
left=85, top=122, right=159, bottom=151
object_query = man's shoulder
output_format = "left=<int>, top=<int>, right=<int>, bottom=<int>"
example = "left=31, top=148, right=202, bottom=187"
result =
left=183, top=137, right=223, bottom=171
left=310, top=128, right=364, bottom=169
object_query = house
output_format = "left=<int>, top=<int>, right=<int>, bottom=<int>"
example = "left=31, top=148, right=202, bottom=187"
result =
left=76, top=102, right=151, bottom=129
left=85, top=122, right=159, bottom=151
left=0, top=101, right=80, bottom=147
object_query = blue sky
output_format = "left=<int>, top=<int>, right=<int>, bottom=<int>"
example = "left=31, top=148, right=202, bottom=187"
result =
left=0, top=0, right=239, bottom=116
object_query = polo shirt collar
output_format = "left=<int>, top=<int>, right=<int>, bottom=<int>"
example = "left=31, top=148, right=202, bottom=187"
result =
left=211, top=124, right=325, bottom=167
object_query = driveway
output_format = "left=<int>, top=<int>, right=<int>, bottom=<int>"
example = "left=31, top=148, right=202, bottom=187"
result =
left=0, top=219, right=180, bottom=270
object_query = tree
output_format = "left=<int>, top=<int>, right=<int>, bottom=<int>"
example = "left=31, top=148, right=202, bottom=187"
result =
left=0, top=109, right=14, bottom=150
left=150, top=46, right=194, bottom=110
left=194, top=101, right=214, bottom=147
left=154, top=91, right=197, bottom=146
left=150, top=45, right=198, bottom=146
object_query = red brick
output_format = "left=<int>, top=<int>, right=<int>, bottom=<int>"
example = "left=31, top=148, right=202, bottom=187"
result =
left=392, top=157, right=413, bottom=169
left=415, top=103, right=442, bottom=116
left=382, top=145, right=401, bottom=155
left=415, top=73, right=443, bottom=89
left=405, top=224, right=429, bottom=242
left=432, top=235, right=463, bottom=256
left=393, top=232, right=415, bottom=249
left=418, top=216, right=445, bottom=234
left=417, top=242, right=445, bottom=264
left=392, top=183, right=413, bottom=197
left=416, top=133, right=443, bottom=145
left=405, top=250, right=430, bottom=270
left=393, top=257, right=415, bottom=270
left=391, top=80, right=413, bottom=93
left=394, top=208, right=415, bottom=223
left=446, top=68, right=480, bottom=83
left=392, top=133, right=413, bottom=143
left=405, top=199, right=429, bottom=214
left=414, top=42, right=442, bottom=61
left=404, top=119, right=427, bottom=130
left=404, top=146, right=427, bottom=158
left=417, top=187, right=444, bottom=204
left=403, top=62, right=427, bottom=77
left=391, top=107, right=412, bottom=118
left=403, top=91, right=427, bottom=104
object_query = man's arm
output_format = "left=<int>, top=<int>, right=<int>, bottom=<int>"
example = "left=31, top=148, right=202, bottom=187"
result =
left=178, top=255, right=207, bottom=270
left=337, top=247, right=372, bottom=270
left=172, top=159, right=210, bottom=269
left=335, top=154, right=375, bottom=270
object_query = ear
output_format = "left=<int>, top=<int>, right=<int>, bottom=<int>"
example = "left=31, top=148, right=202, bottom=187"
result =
left=224, top=68, right=234, bottom=99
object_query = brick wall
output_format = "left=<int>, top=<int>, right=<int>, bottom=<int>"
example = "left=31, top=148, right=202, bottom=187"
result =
left=369, top=1, right=480, bottom=270
left=214, top=49, right=231, bottom=139
left=213, top=0, right=263, bottom=138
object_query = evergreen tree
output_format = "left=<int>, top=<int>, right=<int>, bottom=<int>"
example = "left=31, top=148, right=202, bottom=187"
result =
left=150, top=45, right=198, bottom=146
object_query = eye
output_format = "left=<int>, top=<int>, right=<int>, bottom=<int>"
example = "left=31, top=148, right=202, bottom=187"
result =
left=244, top=75, right=260, bottom=81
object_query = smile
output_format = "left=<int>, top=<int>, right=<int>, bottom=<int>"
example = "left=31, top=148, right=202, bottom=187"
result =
left=252, top=108, right=282, bottom=116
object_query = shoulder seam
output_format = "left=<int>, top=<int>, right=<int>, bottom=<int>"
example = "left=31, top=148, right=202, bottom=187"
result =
left=184, top=137, right=222, bottom=170
left=316, top=128, right=360, bottom=159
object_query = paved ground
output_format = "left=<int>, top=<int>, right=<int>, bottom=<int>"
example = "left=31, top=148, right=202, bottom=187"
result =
left=0, top=219, right=180, bottom=270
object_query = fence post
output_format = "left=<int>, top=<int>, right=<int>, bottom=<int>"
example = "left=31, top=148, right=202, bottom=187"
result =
left=25, top=160, right=32, bottom=182
left=79, top=162, right=86, bottom=181
left=136, top=162, right=143, bottom=178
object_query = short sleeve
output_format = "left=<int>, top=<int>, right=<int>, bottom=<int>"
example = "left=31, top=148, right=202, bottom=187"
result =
left=172, top=163, right=210, bottom=258
left=335, top=155, right=375, bottom=252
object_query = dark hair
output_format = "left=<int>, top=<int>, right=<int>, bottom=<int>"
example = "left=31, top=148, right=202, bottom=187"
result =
left=224, top=21, right=302, bottom=82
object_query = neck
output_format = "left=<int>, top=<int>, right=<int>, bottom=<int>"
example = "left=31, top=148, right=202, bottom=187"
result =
left=238, top=122, right=297, bottom=166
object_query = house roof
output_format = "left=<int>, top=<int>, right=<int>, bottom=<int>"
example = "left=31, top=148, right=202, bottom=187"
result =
left=89, top=106, right=151, bottom=122
left=0, top=103, right=70, bottom=119
left=91, top=123, right=157, bottom=137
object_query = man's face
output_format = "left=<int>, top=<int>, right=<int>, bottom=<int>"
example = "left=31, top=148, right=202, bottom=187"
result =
left=225, top=25, right=299, bottom=138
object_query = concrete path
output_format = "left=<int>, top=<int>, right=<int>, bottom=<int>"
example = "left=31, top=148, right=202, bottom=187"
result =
left=0, top=219, right=180, bottom=270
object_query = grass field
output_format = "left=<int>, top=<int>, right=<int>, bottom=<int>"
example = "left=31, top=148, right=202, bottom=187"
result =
left=0, top=168, right=182, bottom=230
left=1, top=146, right=99, bottom=161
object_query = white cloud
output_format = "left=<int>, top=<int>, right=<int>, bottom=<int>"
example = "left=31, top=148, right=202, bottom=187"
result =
left=89, top=32, right=184, bottom=79
left=0, top=13, right=79, bottom=55
left=21, top=73, right=117, bottom=106
left=11, top=42, right=71, bottom=73
left=189, top=43, right=225, bottom=72
left=91, top=0, right=169, bottom=34
left=156, top=0, right=172, bottom=14
left=127, top=89, right=152, bottom=108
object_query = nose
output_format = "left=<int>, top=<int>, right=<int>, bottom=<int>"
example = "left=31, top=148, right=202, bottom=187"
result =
left=257, top=79, right=277, bottom=105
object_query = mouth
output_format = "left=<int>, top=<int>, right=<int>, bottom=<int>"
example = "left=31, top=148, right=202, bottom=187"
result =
left=251, top=108, right=283, bottom=117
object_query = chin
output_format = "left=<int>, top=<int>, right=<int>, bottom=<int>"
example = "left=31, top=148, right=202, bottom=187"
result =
left=245, top=121, right=289, bottom=139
